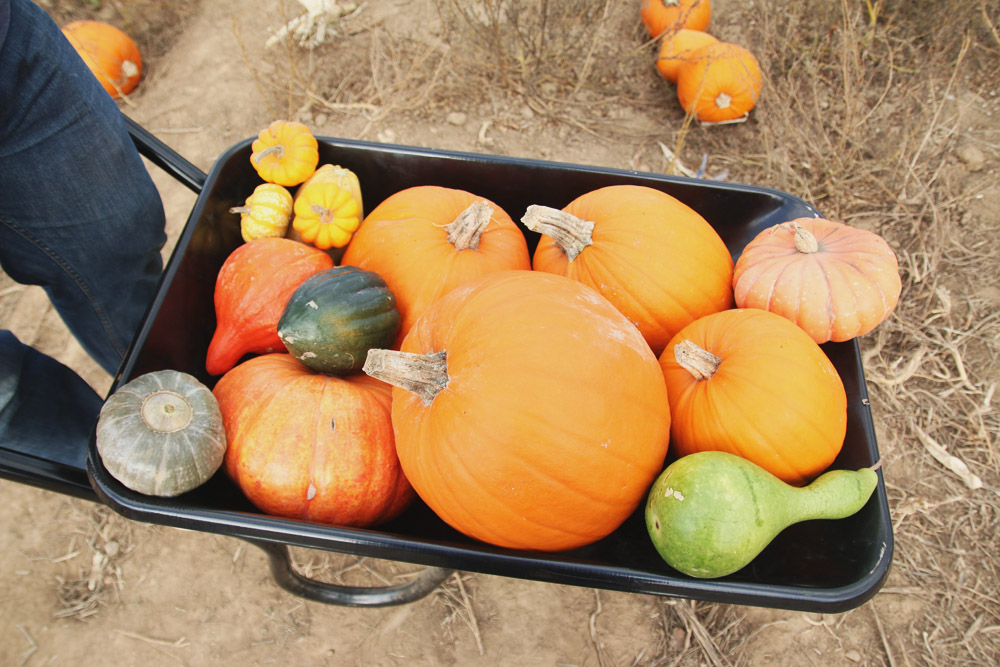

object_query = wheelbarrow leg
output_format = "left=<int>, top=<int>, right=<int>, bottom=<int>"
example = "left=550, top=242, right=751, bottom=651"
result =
left=246, top=539, right=454, bottom=607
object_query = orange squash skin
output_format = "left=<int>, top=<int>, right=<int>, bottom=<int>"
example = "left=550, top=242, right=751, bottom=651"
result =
left=640, top=0, right=712, bottom=40
left=656, top=28, right=719, bottom=83
left=206, top=237, right=333, bottom=375
left=659, top=308, right=847, bottom=486
left=214, top=354, right=414, bottom=526
left=390, top=270, right=671, bottom=552
left=676, top=42, right=763, bottom=123
left=531, top=184, right=734, bottom=356
left=342, top=185, right=530, bottom=347
left=62, top=20, right=142, bottom=98
left=733, top=218, right=902, bottom=343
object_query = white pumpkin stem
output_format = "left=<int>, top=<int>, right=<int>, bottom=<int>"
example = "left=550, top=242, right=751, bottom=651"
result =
left=446, top=200, right=493, bottom=250
left=674, top=340, right=721, bottom=381
left=715, top=92, right=733, bottom=109
left=256, top=145, right=285, bottom=160
left=789, top=221, right=820, bottom=254
left=229, top=206, right=251, bottom=215
left=520, top=204, right=594, bottom=262
left=363, top=349, right=448, bottom=404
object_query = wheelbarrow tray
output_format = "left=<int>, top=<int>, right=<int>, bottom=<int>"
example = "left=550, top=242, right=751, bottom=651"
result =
left=85, top=130, right=893, bottom=613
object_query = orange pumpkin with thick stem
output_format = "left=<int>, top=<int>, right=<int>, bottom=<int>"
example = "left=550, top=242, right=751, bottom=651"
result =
left=214, top=354, right=414, bottom=527
left=733, top=217, right=902, bottom=343
left=363, top=270, right=671, bottom=552
left=676, top=42, right=763, bottom=123
left=655, top=28, right=718, bottom=83
left=524, top=184, right=734, bottom=356
left=205, top=237, right=333, bottom=375
left=62, top=20, right=142, bottom=98
left=658, top=308, right=847, bottom=486
left=341, top=185, right=530, bottom=347
left=640, top=0, right=712, bottom=40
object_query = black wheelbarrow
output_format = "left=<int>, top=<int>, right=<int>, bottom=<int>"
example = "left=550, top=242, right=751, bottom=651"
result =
left=0, top=117, right=893, bottom=611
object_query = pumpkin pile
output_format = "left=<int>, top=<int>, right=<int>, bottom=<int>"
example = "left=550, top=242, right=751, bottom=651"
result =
left=95, top=119, right=901, bottom=571
left=641, top=0, right=763, bottom=124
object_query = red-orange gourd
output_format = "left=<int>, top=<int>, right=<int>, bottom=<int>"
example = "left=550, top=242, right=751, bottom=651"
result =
left=363, top=270, right=671, bottom=552
left=656, top=28, right=719, bottom=83
left=525, top=184, right=734, bottom=356
left=341, top=185, right=531, bottom=347
left=676, top=42, right=762, bottom=123
left=658, top=308, right=848, bottom=486
left=640, top=0, right=712, bottom=40
left=214, top=354, right=414, bottom=526
left=205, top=237, right=333, bottom=375
left=62, top=20, right=142, bottom=98
left=733, top=218, right=902, bottom=343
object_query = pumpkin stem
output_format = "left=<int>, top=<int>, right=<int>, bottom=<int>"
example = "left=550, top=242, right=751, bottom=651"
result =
left=520, top=205, right=594, bottom=262
left=674, top=340, right=721, bottom=381
left=715, top=92, right=733, bottom=109
left=363, top=349, right=449, bottom=405
left=229, top=206, right=251, bottom=215
left=445, top=200, right=493, bottom=251
left=256, top=145, right=285, bottom=161
left=789, top=221, right=820, bottom=254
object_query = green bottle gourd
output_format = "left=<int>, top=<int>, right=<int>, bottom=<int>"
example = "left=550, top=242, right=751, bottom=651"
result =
left=645, top=451, right=879, bottom=579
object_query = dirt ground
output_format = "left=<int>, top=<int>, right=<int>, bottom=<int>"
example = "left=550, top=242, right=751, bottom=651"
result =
left=2, top=0, right=998, bottom=665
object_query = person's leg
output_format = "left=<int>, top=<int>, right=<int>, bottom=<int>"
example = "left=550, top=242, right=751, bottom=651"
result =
left=0, top=0, right=166, bottom=459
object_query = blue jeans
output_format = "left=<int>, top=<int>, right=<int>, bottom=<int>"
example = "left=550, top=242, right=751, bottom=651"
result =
left=0, top=0, right=166, bottom=467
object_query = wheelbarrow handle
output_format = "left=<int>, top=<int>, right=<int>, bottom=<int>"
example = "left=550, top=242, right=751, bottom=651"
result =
left=248, top=539, right=454, bottom=607
left=123, top=114, right=207, bottom=195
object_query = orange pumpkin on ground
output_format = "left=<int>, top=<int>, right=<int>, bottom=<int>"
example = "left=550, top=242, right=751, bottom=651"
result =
left=524, top=184, right=734, bottom=356
left=341, top=185, right=531, bottom=347
left=214, top=354, right=414, bottom=526
left=640, top=0, right=712, bottom=40
left=658, top=308, right=848, bottom=486
left=676, top=42, right=762, bottom=123
left=656, top=28, right=719, bottom=83
left=205, top=237, right=333, bottom=375
left=733, top=218, right=902, bottom=343
left=363, top=270, right=671, bottom=552
left=62, top=20, right=142, bottom=98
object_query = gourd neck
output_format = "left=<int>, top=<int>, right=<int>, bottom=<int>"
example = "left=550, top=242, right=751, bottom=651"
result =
left=520, top=204, right=594, bottom=262
left=445, top=200, right=494, bottom=251
left=789, top=221, right=820, bottom=254
left=674, top=340, right=721, bottom=381
left=363, top=349, right=449, bottom=404
left=784, top=467, right=879, bottom=522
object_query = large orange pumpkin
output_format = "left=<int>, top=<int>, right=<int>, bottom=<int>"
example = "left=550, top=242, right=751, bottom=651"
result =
left=341, top=185, right=531, bottom=347
left=214, top=354, right=414, bottom=526
left=363, top=270, right=671, bottom=552
left=525, top=184, right=734, bottom=356
left=640, top=0, right=712, bottom=40
left=205, top=237, right=333, bottom=375
left=733, top=218, right=902, bottom=343
left=658, top=308, right=847, bottom=486
left=62, top=20, right=142, bottom=98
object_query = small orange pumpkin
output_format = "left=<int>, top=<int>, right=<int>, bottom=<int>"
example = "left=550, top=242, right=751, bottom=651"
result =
left=214, top=354, right=414, bottom=527
left=524, top=184, right=733, bottom=355
left=205, top=237, right=333, bottom=375
left=640, top=0, right=712, bottom=40
left=659, top=308, right=848, bottom=486
left=250, top=120, right=319, bottom=187
left=364, top=270, right=671, bottom=551
left=342, top=185, right=531, bottom=347
left=655, top=28, right=719, bottom=83
left=676, top=42, right=762, bottom=123
left=62, top=20, right=142, bottom=98
left=733, top=218, right=902, bottom=343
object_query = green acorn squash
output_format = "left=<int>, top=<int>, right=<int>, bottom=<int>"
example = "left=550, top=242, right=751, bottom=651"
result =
left=278, top=266, right=400, bottom=374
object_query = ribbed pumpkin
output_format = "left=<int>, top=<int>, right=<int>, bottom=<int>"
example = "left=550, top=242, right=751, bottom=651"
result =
left=676, top=42, right=762, bottom=123
left=214, top=354, right=414, bottom=527
left=291, top=164, right=365, bottom=250
left=250, top=120, right=319, bottom=187
left=363, top=270, right=671, bottom=552
left=524, top=184, right=734, bottom=355
left=341, top=185, right=531, bottom=347
left=733, top=218, right=902, bottom=343
left=206, top=237, right=333, bottom=375
left=655, top=28, right=719, bottom=83
left=640, top=0, right=712, bottom=40
left=62, top=20, right=142, bottom=98
left=278, top=266, right=400, bottom=375
left=230, top=183, right=293, bottom=242
left=658, top=308, right=847, bottom=486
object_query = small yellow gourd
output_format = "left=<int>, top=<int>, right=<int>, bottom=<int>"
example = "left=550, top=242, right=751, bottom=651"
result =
left=230, top=183, right=294, bottom=242
left=249, top=120, right=319, bottom=187
left=291, top=164, right=364, bottom=250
